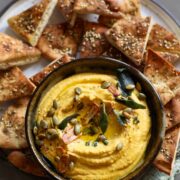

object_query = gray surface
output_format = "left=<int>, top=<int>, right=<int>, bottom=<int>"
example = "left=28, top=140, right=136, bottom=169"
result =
left=0, top=0, right=179, bottom=180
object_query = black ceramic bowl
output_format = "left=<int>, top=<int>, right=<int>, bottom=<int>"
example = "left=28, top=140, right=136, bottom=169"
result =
left=26, top=57, right=165, bottom=180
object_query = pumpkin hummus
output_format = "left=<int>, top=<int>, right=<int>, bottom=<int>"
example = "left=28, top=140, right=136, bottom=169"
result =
left=34, top=71, right=151, bottom=180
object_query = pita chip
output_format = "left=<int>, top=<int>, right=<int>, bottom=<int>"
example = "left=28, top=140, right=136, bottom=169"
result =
left=74, top=0, right=125, bottom=18
left=99, top=0, right=141, bottom=27
left=30, top=55, right=72, bottom=86
left=37, top=20, right=83, bottom=61
left=153, top=127, right=180, bottom=175
left=79, top=22, right=110, bottom=58
left=147, top=24, right=180, bottom=54
left=0, top=33, right=41, bottom=70
left=0, top=67, right=35, bottom=103
left=144, top=49, right=180, bottom=105
left=8, top=0, right=58, bottom=46
left=157, top=51, right=179, bottom=64
left=57, top=0, right=76, bottom=23
left=0, top=98, right=29, bottom=149
left=165, top=91, right=180, bottom=130
left=105, top=16, right=152, bottom=65
left=8, top=150, right=45, bottom=177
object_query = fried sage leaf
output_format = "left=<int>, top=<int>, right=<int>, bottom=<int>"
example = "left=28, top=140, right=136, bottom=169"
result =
left=115, top=97, right=146, bottom=109
left=117, top=68, right=135, bottom=96
left=59, top=113, right=79, bottom=130
left=99, top=103, right=108, bottom=134
left=113, top=110, right=127, bottom=126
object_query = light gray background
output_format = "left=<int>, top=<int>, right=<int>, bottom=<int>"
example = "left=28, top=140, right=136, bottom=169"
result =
left=0, top=0, right=179, bottom=180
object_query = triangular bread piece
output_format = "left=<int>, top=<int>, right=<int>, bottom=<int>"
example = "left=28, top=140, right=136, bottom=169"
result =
left=0, top=67, right=35, bottom=103
left=165, top=91, right=180, bottom=130
left=0, top=33, right=41, bottom=70
left=8, top=150, right=45, bottom=177
left=74, top=0, right=125, bottom=18
left=105, top=16, right=152, bottom=65
left=30, top=55, right=72, bottom=86
left=8, top=0, right=58, bottom=46
left=99, top=0, right=141, bottom=27
left=37, top=20, right=83, bottom=61
left=57, top=0, right=76, bottom=22
left=0, top=98, right=29, bottom=149
left=153, top=127, right=180, bottom=176
left=144, top=49, right=180, bottom=105
left=147, top=24, right=180, bottom=54
left=79, top=22, right=110, bottom=58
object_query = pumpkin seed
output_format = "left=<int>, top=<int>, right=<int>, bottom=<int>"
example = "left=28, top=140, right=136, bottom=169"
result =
left=53, top=115, right=60, bottom=126
left=138, top=93, right=146, bottom=100
left=124, top=108, right=132, bottom=113
left=55, top=156, right=61, bottom=162
left=85, top=141, right=90, bottom=146
left=75, top=87, right=82, bottom=95
left=53, top=100, right=60, bottom=109
left=103, top=139, right=109, bottom=145
left=40, top=120, right=48, bottom=129
left=70, top=118, right=78, bottom=125
left=98, top=134, right=106, bottom=142
left=46, top=129, right=59, bottom=140
left=74, top=95, right=80, bottom=102
left=33, top=126, right=38, bottom=135
left=38, top=133, right=46, bottom=139
left=125, top=84, right=135, bottom=90
left=92, top=141, right=98, bottom=147
left=74, top=124, right=82, bottom=135
left=116, top=142, right=123, bottom=151
left=69, top=161, right=75, bottom=170
left=101, top=81, right=111, bottom=89
left=47, top=109, right=55, bottom=117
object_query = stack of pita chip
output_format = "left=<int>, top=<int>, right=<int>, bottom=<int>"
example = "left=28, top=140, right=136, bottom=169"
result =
left=144, top=49, right=180, bottom=175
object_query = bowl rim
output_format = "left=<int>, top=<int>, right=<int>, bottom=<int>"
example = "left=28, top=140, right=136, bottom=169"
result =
left=25, top=56, right=165, bottom=180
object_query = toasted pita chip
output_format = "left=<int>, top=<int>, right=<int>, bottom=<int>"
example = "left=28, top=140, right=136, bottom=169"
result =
left=147, top=24, right=180, bottom=55
left=0, top=67, right=35, bottom=103
left=156, top=51, right=179, bottom=64
left=0, top=98, right=29, bottom=149
left=8, top=150, right=46, bottom=177
left=0, top=33, right=41, bottom=70
left=153, top=127, right=180, bottom=176
left=106, top=16, right=152, bottom=65
left=144, top=49, right=180, bottom=105
left=8, top=0, right=58, bottom=46
left=37, top=20, right=83, bottom=61
left=30, top=55, right=72, bottom=86
left=102, top=46, right=123, bottom=60
left=57, top=0, right=76, bottom=21
left=79, top=22, right=110, bottom=58
left=165, top=91, right=180, bottom=130
left=74, top=0, right=125, bottom=18
left=99, top=0, right=141, bottom=27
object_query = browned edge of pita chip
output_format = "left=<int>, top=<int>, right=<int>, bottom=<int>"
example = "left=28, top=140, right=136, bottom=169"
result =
left=8, top=150, right=46, bottom=177
left=153, top=127, right=180, bottom=175
left=30, top=55, right=72, bottom=86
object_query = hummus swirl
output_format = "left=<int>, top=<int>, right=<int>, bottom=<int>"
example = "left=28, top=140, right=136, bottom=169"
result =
left=35, top=72, right=151, bottom=180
